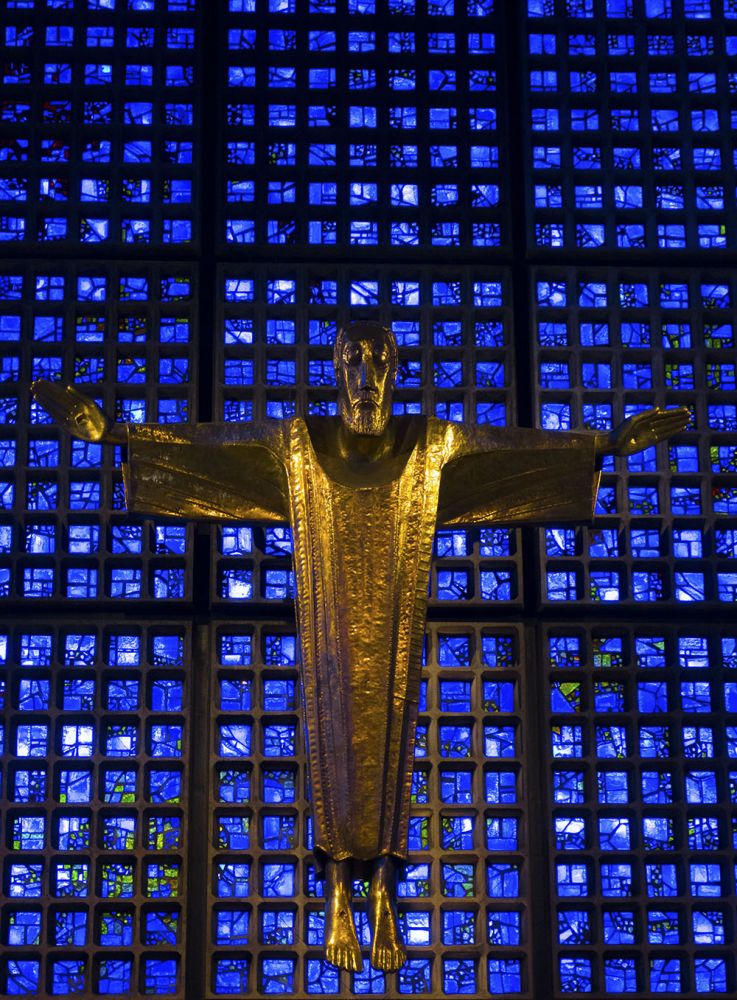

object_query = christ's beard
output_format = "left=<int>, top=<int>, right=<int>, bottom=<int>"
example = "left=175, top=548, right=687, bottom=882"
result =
left=340, top=396, right=389, bottom=436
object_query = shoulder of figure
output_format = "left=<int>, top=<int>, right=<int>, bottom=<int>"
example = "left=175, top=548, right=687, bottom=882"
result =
left=425, top=414, right=472, bottom=444
left=133, top=420, right=289, bottom=452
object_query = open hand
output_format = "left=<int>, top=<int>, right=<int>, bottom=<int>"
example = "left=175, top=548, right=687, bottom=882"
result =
left=31, top=380, right=116, bottom=442
left=601, top=406, right=691, bottom=457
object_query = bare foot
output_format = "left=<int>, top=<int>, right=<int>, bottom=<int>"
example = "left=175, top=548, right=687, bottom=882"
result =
left=324, top=860, right=362, bottom=971
left=369, top=857, right=406, bottom=971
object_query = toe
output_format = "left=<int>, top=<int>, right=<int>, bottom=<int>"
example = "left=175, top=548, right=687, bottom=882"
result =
left=385, top=946, right=405, bottom=971
left=372, top=947, right=389, bottom=971
left=326, top=947, right=344, bottom=971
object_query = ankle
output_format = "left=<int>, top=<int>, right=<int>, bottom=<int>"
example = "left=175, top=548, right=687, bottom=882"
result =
left=370, top=857, right=394, bottom=893
left=327, top=860, right=352, bottom=901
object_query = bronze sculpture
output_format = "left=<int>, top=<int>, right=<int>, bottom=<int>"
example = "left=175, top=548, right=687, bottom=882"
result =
left=33, top=321, right=688, bottom=972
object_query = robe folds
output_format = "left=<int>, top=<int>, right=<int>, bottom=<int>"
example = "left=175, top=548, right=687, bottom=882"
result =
left=124, top=416, right=600, bottom=862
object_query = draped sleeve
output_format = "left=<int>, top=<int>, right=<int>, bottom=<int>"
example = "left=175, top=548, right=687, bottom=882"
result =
left=122, top=422, right=290, bottom=522
left=436, top=421, right=601, bottom=526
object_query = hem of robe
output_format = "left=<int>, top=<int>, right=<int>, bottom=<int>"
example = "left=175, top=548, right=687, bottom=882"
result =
left=313, top=844, right=407, bottom=873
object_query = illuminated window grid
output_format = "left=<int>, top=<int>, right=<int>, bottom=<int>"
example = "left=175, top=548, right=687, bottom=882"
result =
left=525, top=0, right=737, bottom=251
left=207, top=620, right=533, bottom=998
left=532, top=267, right=737, bottom=607
left=0, top=0, right=198, bottom=248
left=221, top=0, right=505, bottom=253
left=545, top=623, right=737, bottom=998
left=0, top=262, right=196, bottom=603
left=213, top=263, right=522, bottom=609
left=0, top=620, right=191, bottom=999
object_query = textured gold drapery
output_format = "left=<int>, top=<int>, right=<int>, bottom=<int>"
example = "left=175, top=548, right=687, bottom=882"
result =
left=124, top=416, right=599, bottom=860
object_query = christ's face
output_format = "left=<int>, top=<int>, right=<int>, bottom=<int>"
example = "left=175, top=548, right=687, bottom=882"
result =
left=337, top=332, right=395, bottom=437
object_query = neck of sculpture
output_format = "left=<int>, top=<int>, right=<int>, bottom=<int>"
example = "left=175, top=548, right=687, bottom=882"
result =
left=336, top=420, right=396, bottom=465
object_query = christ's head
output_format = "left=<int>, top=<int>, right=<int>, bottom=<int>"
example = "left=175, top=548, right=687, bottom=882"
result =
left=334, top=322, right=398, bottom=437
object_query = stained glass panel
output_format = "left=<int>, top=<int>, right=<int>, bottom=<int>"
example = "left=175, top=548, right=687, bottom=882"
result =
left=526, top=0, right=737, bottom=251
left=220, top=0, right=506, bottom=252
left=534, top=267, right=737, bottom=607
left=0, top=0, right=198, bottom=248
left=545, top=625, right=736, bottom=996
left=0, top=261, right=196, bottom=602
left=0, top=621, right=190, bottom=998
left=213, top=263, right=521, bottom=610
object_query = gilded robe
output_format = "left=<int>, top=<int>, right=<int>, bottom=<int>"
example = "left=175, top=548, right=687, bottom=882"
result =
left=124, top=416, right=599, bottom=861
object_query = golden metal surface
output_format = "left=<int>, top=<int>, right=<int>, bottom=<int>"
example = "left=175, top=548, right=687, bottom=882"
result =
left=31, top=325, right=688, bottom=971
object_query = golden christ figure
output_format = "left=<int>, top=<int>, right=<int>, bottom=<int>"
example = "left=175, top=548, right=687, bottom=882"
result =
left=34, top=321, right=688, bottom=972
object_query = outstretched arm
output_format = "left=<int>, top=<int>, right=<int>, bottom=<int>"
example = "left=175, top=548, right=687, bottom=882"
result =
left=32, top=380, right=290, bottom=522
left=436, top=406, right=690, bottom=527
left=437, top=421, right=601, bottom=526
left=594, top=406, right=690, bottom=457
left=32, top=379, right=126, bottom=443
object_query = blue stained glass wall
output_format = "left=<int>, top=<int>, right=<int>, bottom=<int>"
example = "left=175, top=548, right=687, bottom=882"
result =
left=0, top=621, right=191, bottom=997
left=0, top=262, right=196, bottom=603
left=0, top=0, right=735, bottom=998
left=546, top=625, right=737, bottom=996
left=0, top=0, right=198, bottom=248
left=220, top=0, right=505, bottom=253
left=533, top=267, right=737, bottom=606
left=526, top=0, right=737, bottom=251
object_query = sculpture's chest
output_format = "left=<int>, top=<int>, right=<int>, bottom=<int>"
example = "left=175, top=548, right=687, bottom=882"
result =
left=294, top=456, right=406, bottom=566
left=286, top=421, right=446, bottom=616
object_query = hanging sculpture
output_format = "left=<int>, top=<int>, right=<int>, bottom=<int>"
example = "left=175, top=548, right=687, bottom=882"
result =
left=33, top=321, right=688, bottom=971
